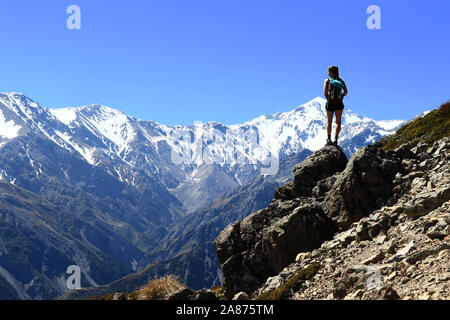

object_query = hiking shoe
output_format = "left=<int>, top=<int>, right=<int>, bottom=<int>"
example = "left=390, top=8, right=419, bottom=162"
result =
left=333, top=140, right=338, bottom=146
left=326, top=138, right=333, bottom=146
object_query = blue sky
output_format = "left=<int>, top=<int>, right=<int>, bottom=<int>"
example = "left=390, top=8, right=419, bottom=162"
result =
left=0, top=0, right=449, bottom=125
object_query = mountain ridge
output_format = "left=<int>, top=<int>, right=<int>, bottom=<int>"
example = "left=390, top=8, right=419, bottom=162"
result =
left=0, top=93, right=406, bottom=213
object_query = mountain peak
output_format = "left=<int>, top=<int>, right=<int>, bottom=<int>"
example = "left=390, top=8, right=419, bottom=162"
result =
left=307, top=96, right=327, bottom=105
left=0, top=92, right=29, bottom=98
left=0, top=92, right=43, bottom=110
left=82, top=103, right=127, bottom=115
left=293, top=97, right=326, bottom=111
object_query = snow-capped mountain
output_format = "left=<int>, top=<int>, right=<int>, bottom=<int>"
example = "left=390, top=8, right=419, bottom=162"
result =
left=46, top=96, right=403, bottom=166
left=0, top=92, right=406, bottom=299
left=0, top=93, right=404, bottom=212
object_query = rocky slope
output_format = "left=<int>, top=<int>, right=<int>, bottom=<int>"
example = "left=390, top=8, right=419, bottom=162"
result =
left=256, top=137, right=450, bottom=300
left=215, top=135, right=449, bottom=300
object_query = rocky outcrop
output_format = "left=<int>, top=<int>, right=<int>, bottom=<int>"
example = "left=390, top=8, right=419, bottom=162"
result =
left=254, top=137, right=449, bottom=300
left=274, top=146, right=347, bottom=200
left=215, top=145, right=347, bottom=298
left=215, top=136, right=450, bottom=300
left=215, top=198, right=337, bottom=299
left=323, top=146, right=402, bottom=230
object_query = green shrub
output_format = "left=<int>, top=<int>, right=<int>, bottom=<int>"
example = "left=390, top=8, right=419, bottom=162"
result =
left=374, top=100, right=450, bottom=150
left=211, top=286, right=226, bottom=300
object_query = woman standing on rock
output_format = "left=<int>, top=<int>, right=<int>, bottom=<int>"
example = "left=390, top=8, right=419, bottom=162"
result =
left=324, top=66, right=348, bottom=146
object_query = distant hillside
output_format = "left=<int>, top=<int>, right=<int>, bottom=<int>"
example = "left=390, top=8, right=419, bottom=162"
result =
left=374, top=100, right=450, bottom=150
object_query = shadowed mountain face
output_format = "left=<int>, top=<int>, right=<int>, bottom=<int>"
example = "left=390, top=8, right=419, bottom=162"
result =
left=0, top=180, right=137, bottom=300
left=0, top=93, right=404, bottom=299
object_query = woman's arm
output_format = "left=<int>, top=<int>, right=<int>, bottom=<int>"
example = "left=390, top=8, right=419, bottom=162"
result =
left=324, top=79, right=329, bottom=99
left=343, top=83, right=348, bottom=98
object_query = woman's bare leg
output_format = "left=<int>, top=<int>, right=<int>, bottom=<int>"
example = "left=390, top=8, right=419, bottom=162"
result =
left=335, top=109, right=343, bottom=138
left=327, top=111, right=334, bottom=137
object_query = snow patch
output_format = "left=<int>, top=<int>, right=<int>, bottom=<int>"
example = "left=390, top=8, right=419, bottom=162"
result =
left=79, top=105, right=137, bottom=154
left=376, top=120, right=406, bottom=131
left=49, top=108, right=77, bottom=125
left=0, top=109, right=22, bottom=139
left=54, top=130, right=98, bottom=165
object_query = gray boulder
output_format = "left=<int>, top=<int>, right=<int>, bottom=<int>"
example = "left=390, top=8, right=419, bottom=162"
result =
left=232, top=292, right=250, bottom=300
left=193, top=289, right=218, bottom=300
left=166, top=288, right=195, bottom=300
left=113, top=291, right=127, bottom=300
left=323, top=146, right=402, bottom=230
left=403, top=186, right=450, bottom=218
left=215, top=146, right=346, bottom=299
left=275, top=145, right=347, bottom=200
left=215, top=198, right=336, bottom=299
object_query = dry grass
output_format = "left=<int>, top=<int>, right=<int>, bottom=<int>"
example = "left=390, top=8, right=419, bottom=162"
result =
left=129, top=275, right=184, bottom=300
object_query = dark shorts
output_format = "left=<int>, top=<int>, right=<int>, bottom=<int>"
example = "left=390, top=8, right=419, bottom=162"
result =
left=326, top=101, right=344, bottom=112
